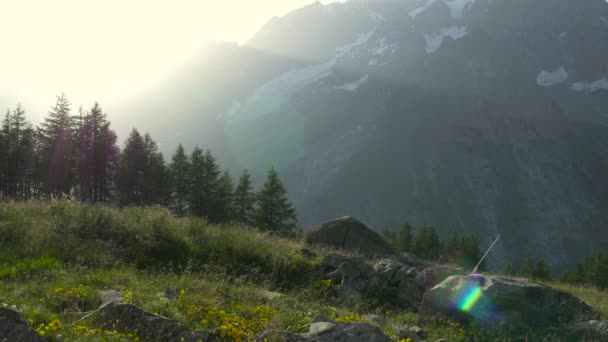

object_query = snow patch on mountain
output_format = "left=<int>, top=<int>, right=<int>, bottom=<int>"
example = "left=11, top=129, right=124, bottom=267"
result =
left=570, top=79, right=608, bottom=93
left=337, top=30, right=375, bottom=57
left=410, top=0, right=475, bottom=19
left=225, top=31, right=378, bottom=122
left=444, top=0, right=476, bottom=20
left=335, top=74, right=369, bottom=91
left=424, top=26, right=468, bottom=53
left=536, top=67, right=568, bottom=87
left=409, top=0, right=436, bottom=18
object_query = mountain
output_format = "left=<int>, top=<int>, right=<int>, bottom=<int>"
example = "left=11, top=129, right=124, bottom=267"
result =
left=124, top=0, right=608, bottom=272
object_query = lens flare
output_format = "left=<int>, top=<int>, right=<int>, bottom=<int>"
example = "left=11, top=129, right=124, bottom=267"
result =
left=458, top=285, right=483, bottom=312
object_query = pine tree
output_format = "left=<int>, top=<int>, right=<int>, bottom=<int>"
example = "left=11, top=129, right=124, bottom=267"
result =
left=188, top=147, right=206, bottom=217
left=398, top=224, right=414, bottom=253
left=117, top=129, right=146, bottom=206
left=168, top=144, right=190, bottom=217
left=38, top=94, right=75, bottom=196
left=254, top=167, right=297, bottom=234
left=462, top=235, right=483, bottom=270
left=520, top=258, right=536, bottom=278
left=189, top=149, right=221, bottom=221
left=233, top=170, right=256, bottom=226
left=0, top=111, right=7, bottom=196
left=77, top=103, right=119, bottom=203
left=533, top=260, right=551, bottom=280
left=412, top=225, right=441, bottom=260
left=142, top=133, right=168, bottom=205
left=215, top=169, right=234, bottom=223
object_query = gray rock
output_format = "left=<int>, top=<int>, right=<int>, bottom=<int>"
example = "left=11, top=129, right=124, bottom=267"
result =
left=564, top=320, right=608, bottom=339
left=158, top=286, right=180, bottom=301
left=305, top=217, right=394, bottom=257
left=317, top=254, right=423, bottom=309
left=392, top=323, right=426, bottom=342
left=177, top=329, right=220, bottom=342
left=253, top=315, right=393, bottom=342
left=0, top=307, right=45, bottom=342
left=398, top=253, right=433, bottom=269
left=419, top=275, right=598, bottom=331
left=98, top=289, right=124, bottom=306
left=415, top=265, right=464, bottom=292
left=96, top=302, right=188, bottom=340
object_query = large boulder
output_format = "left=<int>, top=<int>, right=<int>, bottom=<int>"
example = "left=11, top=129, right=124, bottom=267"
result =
left=415, top=265, right=465, bottom=292
left=253, top=315, right=393, bottom=342
left=0, top=307, right=45, bottom=342
left=305, top=217, right=393, bottom=256
left=316, top=254, right=422, bottom=308
left=419, top=275, right=597, bottom=331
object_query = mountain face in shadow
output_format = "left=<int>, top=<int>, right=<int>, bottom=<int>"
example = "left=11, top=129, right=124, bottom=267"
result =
left=125, top=0, right=608, bottom=272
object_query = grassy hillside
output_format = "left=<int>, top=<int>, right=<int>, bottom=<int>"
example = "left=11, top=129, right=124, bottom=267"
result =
left=1, top=199, right=606, bottom=341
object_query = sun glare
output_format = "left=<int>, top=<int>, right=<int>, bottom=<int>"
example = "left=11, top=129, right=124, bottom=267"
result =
left=0, top=0, right=341, bottom=118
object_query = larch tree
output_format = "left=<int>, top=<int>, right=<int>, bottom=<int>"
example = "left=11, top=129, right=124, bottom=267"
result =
left=233, top=169, right=256, bottom=226
left=254, top=167, right=297, bottom=234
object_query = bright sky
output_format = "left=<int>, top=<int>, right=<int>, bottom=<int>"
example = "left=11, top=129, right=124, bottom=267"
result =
left=0, top=0, right=345, bottom=119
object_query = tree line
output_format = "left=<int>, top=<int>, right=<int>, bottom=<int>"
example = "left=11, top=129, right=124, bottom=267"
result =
left=381, top=224, right=484, bottom=270
left=0, top=95, right=297, bottom=234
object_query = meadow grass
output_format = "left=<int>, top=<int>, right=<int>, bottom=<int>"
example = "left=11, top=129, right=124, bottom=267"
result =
left=1, top=199, right=607, bottom=341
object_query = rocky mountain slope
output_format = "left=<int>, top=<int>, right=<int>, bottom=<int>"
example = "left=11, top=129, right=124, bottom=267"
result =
left=124, top=0, right=608, bottom=272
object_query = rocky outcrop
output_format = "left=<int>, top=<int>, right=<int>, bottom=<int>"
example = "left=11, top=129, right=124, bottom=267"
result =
left=419, top=275, right=597, bottom=331
left=253, top=315, right=393, bottom=342
left=316, top=254, right=422, bottom=308
left=0, top=307, right=45, bottom=342
left=94, top=290, right=216, bottom=342
left=304, top=217, right=394, bottom=257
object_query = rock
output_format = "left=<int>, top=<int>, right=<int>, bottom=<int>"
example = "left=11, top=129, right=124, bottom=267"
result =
left=253, top=330, right=307, bottom=342
left=363, top=314, right=388, bottom=326
left=0, top=307, right=45, bottom=342
left=177, top=329, right=220, bottom=342
left=304, top=217, right=394, bottom=257
left=99, top=289, right=124, bottom=306
left=434, top=339, right=451, bottom=342
left=419, top=275, right=597, bottom=331
left=158, top=286, right=180, bottom=301
left=253, top=315, right=393, bottom=342
left=392, top=323, right=426, bottom=342
left=415, top=265, right=464, bottom=292
left=316, top=254, right=422, bottom=309
left=398, top=252, right=433, bottom=269
left=564, top=320, right=608, bottom=339
left=96, top=302, right=188, bottom=340
left=318, top=254, right=373, bottom=291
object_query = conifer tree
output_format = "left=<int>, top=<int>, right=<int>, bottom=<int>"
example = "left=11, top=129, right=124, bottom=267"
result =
left=189, top=149, right=221, bottom=221
left=168, top=144, right=190, bottom=217
left=0, top=111, right=7, bottom=195
left=77, top=103, right=118, bottom=203
left=142, top=133, right=169, bottom=205
left=117, top=129, right=146, bottom=206
left=412, top=225, right=441, bottom=260
left=233, top=170, right=256, bottom=226
left=398, top=223, right=414, bottom=253
left=254, top=167, right=297, bottom=234
left=215, top=169, right=234, bottom=223
left=38, top=94, right=75, bottom=196
left=188, top=147, right=206, bottom=217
